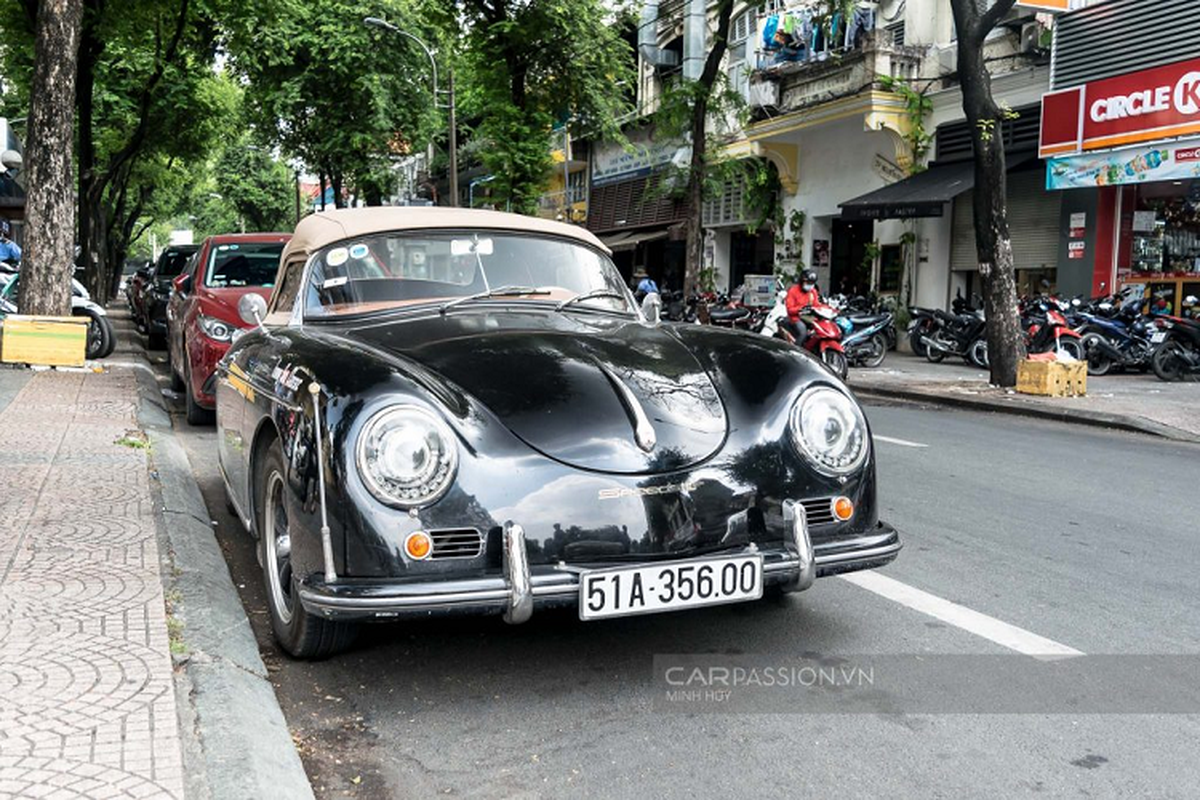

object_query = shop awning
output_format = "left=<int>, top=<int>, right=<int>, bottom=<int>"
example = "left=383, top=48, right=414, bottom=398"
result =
left=600, top=229, right=670, bottom=252
left=839, top=154, right=1037, bottom=220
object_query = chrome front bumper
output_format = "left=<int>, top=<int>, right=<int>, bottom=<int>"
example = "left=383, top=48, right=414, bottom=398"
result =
left=297, top=516, right=901, bottom=623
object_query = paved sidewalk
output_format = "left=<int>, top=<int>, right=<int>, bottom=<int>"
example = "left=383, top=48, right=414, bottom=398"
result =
left=0, top=367, right=185, bottom=798
left=850, top=352, right=1200, bottom=442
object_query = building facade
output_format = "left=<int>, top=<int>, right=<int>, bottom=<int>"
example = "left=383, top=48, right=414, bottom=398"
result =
left=1039, top=0, right=1200, bottom=314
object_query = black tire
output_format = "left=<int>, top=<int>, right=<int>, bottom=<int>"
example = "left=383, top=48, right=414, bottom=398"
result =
left=73, top=308, right=110, bottom=360
left=98, top=316, right=116, bottom=358
left=1081, top=333, right=1113, bottom=377
left=170, top=364, right=185, bottom=392
left=184, top=356, right=215, bottom=426
left=256, top=441, right=356, bottom=659
left=821, top=348, right=849, bottom=380
left=924, top=340, right=946, bottom=363
left=1057, top=337, right=1085, bottom=362
left=968, top=338, right=989, bottom=369
left=908, top=324, right=930, bottom=359
left=861, top=333, right=887, bottom=369
left=1152, top=341, right=1189, bottom=382
left=147, top=330, right=166, bottom=350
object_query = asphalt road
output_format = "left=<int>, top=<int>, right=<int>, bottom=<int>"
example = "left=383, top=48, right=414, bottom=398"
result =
left=147, top=346, right=1200, bottom=799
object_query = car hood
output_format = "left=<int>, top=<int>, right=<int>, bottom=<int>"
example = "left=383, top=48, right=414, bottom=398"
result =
left=200, top=286, right=272, bottom=327
left=338, top=312, right=728, bottom=475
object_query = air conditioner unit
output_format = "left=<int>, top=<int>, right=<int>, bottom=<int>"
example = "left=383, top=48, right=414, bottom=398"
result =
left=1019, top=21, right=1045, bottom=55
left=936, top=45, right=957, bottom=74
left=749, top=79, right=780, bottom=110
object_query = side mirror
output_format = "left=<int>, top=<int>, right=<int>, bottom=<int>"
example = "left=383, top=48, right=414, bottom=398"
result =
left=238, top=293, right=268, bottom=330
left=173, top=273, right=192, bottom=295
left=641, top=291, right=662, bottom=326
left=0, top=149, right=21, bottom=172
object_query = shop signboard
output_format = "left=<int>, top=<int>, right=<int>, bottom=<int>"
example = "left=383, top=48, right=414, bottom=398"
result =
left=1016, top=0, right=1086, bottom=11
left=1040, top=57, right=1200, bottom=157
left=1045, top=138, right=1200, bottom=190
left=592, top=128, right=689, bottom=187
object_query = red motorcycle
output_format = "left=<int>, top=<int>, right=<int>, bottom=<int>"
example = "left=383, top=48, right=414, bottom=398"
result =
left=766, top=301, right=848, bottom=379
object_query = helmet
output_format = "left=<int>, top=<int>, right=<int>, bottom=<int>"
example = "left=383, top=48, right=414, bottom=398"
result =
left=801, top=270, right=817, bottom=284
left=0, top=220, right=9, bottom=237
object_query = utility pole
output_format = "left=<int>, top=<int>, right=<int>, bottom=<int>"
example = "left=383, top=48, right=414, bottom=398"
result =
left=447, top=70, right=458, bottom=207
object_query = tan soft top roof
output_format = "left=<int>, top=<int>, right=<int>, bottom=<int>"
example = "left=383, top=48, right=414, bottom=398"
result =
left=279, top=207, right=610, bottom=265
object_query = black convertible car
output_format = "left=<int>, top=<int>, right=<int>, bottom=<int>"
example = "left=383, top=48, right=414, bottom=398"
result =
left=217, top=208, right=901, bottom=658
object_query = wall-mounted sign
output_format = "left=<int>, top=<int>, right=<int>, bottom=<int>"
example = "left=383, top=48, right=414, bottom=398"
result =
left=1068, top=241, right=1086, bottom=259
left=1046, top=137, right=1200, bottom=190
left=592, top=127, right=689, bottom=187
left=1040, top=57, right=1200, bottom=157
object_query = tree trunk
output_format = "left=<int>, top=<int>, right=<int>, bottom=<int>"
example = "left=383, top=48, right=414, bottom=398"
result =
left=20, top=0, right=83, bottom=317
left=951, top=0, right=1024, bottom=387
left=76, top=0, right=102, bottom=300
left=319, top=173, right=328, bottom=210
left=331, top=172, right=345, bottom=209
left=682, top=0, right=733, bottom=297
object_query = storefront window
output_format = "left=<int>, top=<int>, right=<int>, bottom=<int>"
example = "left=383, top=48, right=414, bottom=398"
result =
left=1128, top=180, right=1200, bottom=278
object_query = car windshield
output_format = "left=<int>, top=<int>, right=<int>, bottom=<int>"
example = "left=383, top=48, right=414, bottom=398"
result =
left=157, top=249, right=195, bottom=279
left=304, top=231, right=632, bottom=318
left=205, top=242, right=285, bottom=288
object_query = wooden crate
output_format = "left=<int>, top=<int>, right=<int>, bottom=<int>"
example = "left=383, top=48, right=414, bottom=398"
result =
left=0, top=314, right=89, bottom=367
left=1016, top=359, right=1087, bottom=397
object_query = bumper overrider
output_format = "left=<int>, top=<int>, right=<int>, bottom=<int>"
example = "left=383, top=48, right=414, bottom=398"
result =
left=297, top=504, right=902, bottom=622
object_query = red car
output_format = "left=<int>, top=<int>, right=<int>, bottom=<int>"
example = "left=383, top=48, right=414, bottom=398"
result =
left=167, top=233, right=291, bottom=424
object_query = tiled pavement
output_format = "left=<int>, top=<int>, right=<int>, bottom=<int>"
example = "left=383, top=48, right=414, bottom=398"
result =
left=0, top=368, right=184, bottom=799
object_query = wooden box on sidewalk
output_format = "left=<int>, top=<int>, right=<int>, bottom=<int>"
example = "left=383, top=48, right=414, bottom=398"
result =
left=1016, top=359, right=1087, bottom=397
left=0, top=314, right=89, bottom=367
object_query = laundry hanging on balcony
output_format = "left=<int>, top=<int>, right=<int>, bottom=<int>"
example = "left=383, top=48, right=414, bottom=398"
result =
left=760, top=5, right=876, bottom=66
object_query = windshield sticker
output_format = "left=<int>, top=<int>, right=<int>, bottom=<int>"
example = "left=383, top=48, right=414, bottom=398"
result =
left=322, top=276, right=349, bottom=289
left=349, top=243, right=369, bottom=260
left=326, top=247, right=349, bottom=267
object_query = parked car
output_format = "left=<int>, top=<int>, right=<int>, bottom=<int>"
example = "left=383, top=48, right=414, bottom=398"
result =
left=167, top=233, right=291, bottom=424
left=138, top=244, right=198, bottom=348
left=216, top=208, right=901, bottom=658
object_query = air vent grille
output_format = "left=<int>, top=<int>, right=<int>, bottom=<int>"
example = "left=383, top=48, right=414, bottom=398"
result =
left=430, top=529, right=484, bottom=560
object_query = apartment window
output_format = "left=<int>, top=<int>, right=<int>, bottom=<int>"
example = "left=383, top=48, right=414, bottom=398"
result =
left=887, top=21, right=905, bottom=47
left=731, top=9, right=756, bottom=45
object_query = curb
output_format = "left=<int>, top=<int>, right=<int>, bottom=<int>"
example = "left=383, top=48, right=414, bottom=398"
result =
left=131, top=350, right=315, bottom=799
left=850, top=382, right=1200, bottom=444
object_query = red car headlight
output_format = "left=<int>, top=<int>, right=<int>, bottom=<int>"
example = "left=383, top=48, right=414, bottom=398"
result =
left=198, top=314, right=235, bottom=343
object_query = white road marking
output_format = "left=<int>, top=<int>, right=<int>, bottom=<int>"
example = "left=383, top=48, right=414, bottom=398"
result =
left=873, top=435, right=928, bottom=448
left=839, top=571, right=1084, bottom=661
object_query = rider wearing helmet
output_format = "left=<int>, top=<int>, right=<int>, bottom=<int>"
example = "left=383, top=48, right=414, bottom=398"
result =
left=0, top=221, right=20, bottom=265
left=785, top=269, right=822, bottom=341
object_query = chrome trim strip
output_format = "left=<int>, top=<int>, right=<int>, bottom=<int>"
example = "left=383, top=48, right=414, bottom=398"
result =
left=598, top=363, right=656, bottom=453
left=815, top=541, right=903, bottom=567
left=503, top=521, right=533, bottom=624
left=781, top=500, right=816, bottom=592
left=299, top=587, right=512, bottom=609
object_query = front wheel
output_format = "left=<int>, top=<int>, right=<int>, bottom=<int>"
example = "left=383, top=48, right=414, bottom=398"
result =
left=821, top=348, right=849, bottom=380
left=1056, top=336, right=1085, bottom=362
left=184, top=355, right=215, bottom=426
left=257, top=441, right=356, bottom=659
left=1152, top=341, right=1191, bottom=382
left=73, top=308, right=111, bottom=360
left=860, top=333, right=887, bottom=369
left=968, top=338, right=989, bottom=369
left=1081, top=333, right=1113, bottom=377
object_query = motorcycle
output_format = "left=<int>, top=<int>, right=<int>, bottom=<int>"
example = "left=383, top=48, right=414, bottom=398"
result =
left=838, top=311, right=893, bottom=368
left=1022, top=298, right=1085, bottom=361
left=921, top=308, right=989, bottom=368
left=0, top=265, right=115, bottom=360
left=1150, top=297, right=1200, bottom=381
left=1075, top=294, right=1157, bottom=376
left=760, top=293, right=848, bottom=379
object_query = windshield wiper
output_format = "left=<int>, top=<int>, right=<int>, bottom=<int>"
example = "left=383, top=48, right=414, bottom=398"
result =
left=555, top=289, right=627, bottom=312
left=439, top=285, right=550, bottom=314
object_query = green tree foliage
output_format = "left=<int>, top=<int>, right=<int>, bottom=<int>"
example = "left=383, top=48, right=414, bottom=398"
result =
left=226, top=0, right=436, bottom=208
left=441, top=0, right=636, bottom=214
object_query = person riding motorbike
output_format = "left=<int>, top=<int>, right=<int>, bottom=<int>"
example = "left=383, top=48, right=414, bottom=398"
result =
left=785, top=270, right=822, bottom=342
left=0, top=221, right=20, bottom=265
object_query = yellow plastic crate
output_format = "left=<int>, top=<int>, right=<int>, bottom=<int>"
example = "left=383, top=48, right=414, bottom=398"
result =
left=1, top=314, right=89, bottom=367
left=1016, top=359, right=1087, bottom=397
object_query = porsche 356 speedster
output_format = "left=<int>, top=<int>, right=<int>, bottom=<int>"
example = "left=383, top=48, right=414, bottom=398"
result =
left=216, top=208, right=901, bottom=658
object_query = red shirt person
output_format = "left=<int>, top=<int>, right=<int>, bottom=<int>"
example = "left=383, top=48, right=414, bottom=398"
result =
left=786, top=270, right=822, bottom=322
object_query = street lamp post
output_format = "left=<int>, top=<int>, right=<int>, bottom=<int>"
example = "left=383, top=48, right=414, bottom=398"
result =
left=363, top=17, right=458, bottom=207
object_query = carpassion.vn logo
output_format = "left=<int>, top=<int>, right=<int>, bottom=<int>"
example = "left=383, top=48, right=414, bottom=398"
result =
left=663, top=664, right=875, bottom=689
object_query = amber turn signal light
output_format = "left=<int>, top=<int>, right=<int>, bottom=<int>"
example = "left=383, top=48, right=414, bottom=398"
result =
left=833, top=496, right=855, bottom=521
left=405, top=531, right=432, bottom=560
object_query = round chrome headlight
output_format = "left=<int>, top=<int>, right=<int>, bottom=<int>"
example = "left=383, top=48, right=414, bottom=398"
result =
left=788, top=386, right=868, bottom=475
left=356, top=406, right=457, bottom=508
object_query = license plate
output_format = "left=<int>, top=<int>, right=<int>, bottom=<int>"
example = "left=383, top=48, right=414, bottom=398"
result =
left=578, top=554, right=763, bottom=620
left=1151, top=331, right=1168, bottom=343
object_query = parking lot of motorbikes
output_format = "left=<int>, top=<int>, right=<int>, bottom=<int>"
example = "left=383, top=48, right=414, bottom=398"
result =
left=907, top=288, right=1200, bottom=382
left=655, top=284, right=897, bottom=380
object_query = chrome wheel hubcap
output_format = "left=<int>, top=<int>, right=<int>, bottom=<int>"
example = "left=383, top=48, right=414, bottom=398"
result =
left=264, top=470, right=294, bottom=624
